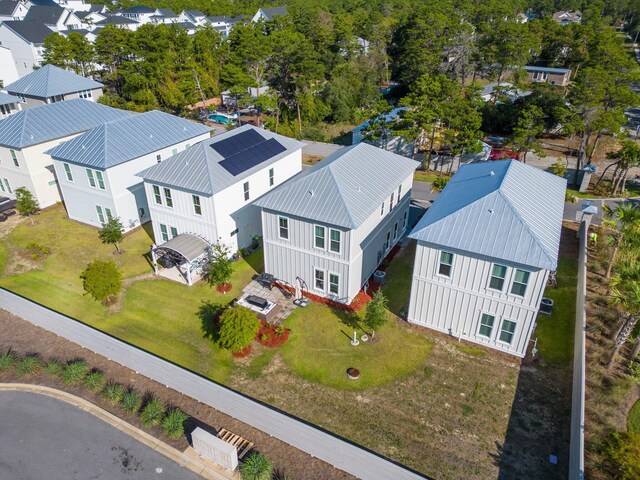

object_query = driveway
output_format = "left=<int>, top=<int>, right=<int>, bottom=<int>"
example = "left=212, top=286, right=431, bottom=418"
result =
left=0, top=391, right=202, bottom=480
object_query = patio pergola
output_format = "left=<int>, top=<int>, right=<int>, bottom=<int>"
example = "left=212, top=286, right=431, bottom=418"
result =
left=151, top=234, right=211, bottom=286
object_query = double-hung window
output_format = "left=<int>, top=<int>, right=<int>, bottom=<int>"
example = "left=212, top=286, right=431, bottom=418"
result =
left=278, top=216, right=289, bottom=239
left=478, top=313, right=495, bottom=338
left=2, top=178, right=11, bottom=194
left=269, top=168, right=274, bottom=187
left=397, top=184, right=402, bottom=200
left=438, top=251, right=454, bottom=277
left=243, top=181, right=250, bottom=201
left=192, top=195, right=201, bottom=215
left=389, top=192, right=394, bottom=211
left=63, top=163, right=73, bottom=182
left=314, top=269, right=325, bottom=290
left=10, top=149, right=18, bottom=167
left=329, top=273, right=339, bottom=295
left=160, top=224, right=169, bottom=242
left=86, top=168, right=96, bottom=188
left=87, top=169, right=104, bottom=189
left=329, top=229, right=341, bottom=253
left=384, top=231, right=390, bottom=252
left=314, top=225, right=325, bottom=249
left=489, top=264, right=507, bottom=291
left=499, top=320, right=516, bottom=344
left=393, top=222, right=398, bottom=240
left=95, top=171, right=105, bottom=189
left=163, top=188, right=173, bottom=208
left=511, top=269, right=530, bottom=296
left=170, top=226, right=178, bottom=238
left=95, top=205, right=112, bottom=224
left=152, top=185, right=162, bottom=205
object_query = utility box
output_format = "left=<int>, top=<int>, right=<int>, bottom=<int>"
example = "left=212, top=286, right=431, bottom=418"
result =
left=191, top=427, right=238, bottom=471
left=374, top=270, right=387, bottom=284
left=539, top=297, right=554, bottom=315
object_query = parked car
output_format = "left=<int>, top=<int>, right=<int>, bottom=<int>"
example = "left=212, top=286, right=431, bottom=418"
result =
left=489, top=148, right=520, bottom=160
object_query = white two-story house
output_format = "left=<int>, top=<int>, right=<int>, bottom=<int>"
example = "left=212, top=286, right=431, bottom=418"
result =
left=0, top=99, right=132, bottom=207
left=407, top=160, right=566, bottom=357
left=48, top=110, right=211, bottom=231
left=254, top=143, right=419, bottom=303
left=138, top=124, right=304, bottom=251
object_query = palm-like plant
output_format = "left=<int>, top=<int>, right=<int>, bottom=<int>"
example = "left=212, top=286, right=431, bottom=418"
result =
left=603, top=203, right=640, bottom=278
left=240, top=452, right=273, bottom=480
left=608, top=280, right=640, bottom=368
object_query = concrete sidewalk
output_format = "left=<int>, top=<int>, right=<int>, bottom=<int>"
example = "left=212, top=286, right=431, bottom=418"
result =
left=0, top=383, right=237, bottom=480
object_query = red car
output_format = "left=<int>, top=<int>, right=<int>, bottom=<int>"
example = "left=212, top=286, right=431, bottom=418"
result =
left=489, top=149, right=520, bottom=160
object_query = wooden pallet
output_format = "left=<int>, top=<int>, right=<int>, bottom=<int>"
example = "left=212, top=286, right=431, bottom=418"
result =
left=217, top=428, right=254, bottom=459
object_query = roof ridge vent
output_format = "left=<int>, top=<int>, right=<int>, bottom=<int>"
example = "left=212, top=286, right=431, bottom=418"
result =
left=308, top=190, right=313, bottom=196
left=489, top=171, right=495, bottom=176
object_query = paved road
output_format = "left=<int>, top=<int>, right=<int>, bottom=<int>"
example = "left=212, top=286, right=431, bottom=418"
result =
left=0, top=290, right=427, bottom=480
left=0, top=391, right=201, bottom=480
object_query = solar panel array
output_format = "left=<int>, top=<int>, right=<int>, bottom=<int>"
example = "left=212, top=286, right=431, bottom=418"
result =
left=212, top=129, right=287, bottom=176
left=219, top=138, right=287, bottom=176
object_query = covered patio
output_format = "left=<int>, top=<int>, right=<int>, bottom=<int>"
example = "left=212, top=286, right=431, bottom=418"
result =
left=151, top=234, right=211, bottom=286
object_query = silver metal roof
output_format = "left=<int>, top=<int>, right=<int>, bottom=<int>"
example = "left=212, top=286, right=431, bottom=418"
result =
left=6, top=64, right=102, bottom=98
left=0, top=92, right=20, bottom=106
left=0, top=99, right=133, bottom=149
left=46, top=110, right=212, bottom=169
left=155, top=233, right=210, bottom=262
left=409, top=160, right=566, bottom=270
left=137, top=124, right=305, bottom=196
left=254, top=143, right=420, bottom=229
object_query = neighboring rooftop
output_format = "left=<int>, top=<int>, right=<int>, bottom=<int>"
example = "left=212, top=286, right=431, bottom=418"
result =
left=122, top=5, right=155, bottom=14
left=0, top=99, right=133, bottom=148
left=480, top=82, right=531, bottom=101
left=0, top=92, right=20, bottom=106
left=352, top=106, right=408, bottom=135
left=0, top=21, right=53, bottom=44
left=96, top=16, right=138, bottom=25
left=138, top=124, right=304, bottom=196
left=47, top=110, right=212, bottom=169
left=409, top=160, right=566, bottom=270
left=0, top=0, right=21, bottom=16
left=254, top=142, right=419, bottom=229
left=258, top=7, right=287, bottom=20
left=157, top=8, right=177, bottom=17
left=524, top=65, right=571, bottom=74
left=6, top=64, right=103, bottom=99
left=23, top=5, right=64, bottom=24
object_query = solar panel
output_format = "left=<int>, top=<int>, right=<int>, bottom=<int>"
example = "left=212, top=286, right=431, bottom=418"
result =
left=211, top=129, right=265, bottom=158
left=219, top=138, right=287, bottom=176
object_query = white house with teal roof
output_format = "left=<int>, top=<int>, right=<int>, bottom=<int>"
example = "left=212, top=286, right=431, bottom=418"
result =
left=48, top=110, right=211, bottom=231
left=407, top=160, right=566, bottom=357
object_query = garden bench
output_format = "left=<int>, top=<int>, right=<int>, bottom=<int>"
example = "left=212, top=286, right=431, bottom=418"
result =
left=217, top=428, right=254, bottom=460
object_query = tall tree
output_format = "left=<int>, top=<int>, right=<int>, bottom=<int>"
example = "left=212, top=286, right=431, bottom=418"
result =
left=608, top=280, right=640, bottom=368
left=42, top=33, right=72, bottom=69
left=603, top=203, right=640, bottom=278
left=98, top=217, right=125, bottom=253
left=14, top=187, right=39, bottom=225
left=509, top=104, right=546, bottom=163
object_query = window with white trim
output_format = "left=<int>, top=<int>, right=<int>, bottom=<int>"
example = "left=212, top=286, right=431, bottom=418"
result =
left=163, top=187, right=173, bottom=208
left=2, top=178, right=11, bottom=194
left=393, top=222, right=398, bottom=240
left=389, top=191, right=394, bottom=211
left=329, top=229, right=341, bottom=253
left=95, top=171, right=105, bottom=189
left=397, top=184, right=402, bottom=200
left=278, top=216, right=289, bottom=239
left=438, top=251, right=454, bottom=277
left=511, top=269, right=530, bottom=296
left=17, top=94, right=25, bottom=103
left=78, top=89, right=92, bottom=99
left=86, top=168, right=96, bottom=187
left=499, top=319, right=516, bottom=344
left=384, top=231, right=390, bottom=251
left=269, top=168, right=274, bottom=187
left=10, top=149, right=18, bottom=167
left=329, top=273, right=339, bottom=295
left=478, top=313, right=495, bottom=338
left=402, top=211, right=407, bottom=229
left=314, top=268, right=325, bottom=290
left=380, top=202, right=384, bottom=216
left=489, top=264, right=507, bottom=291
left=243, top=181, right=250, bottom=201
left=63, top=163, right=73, bottom=181
left=152, top=185, right=162, bottom=205
left=192, top=195, right=201, bottom=215
left=95, top=205, right=112, bottom=224
left=160, top=224, right=169, bottom=242
left=170, top=226, right=178, bottom=238
left=156, top=154, right=161, bottom=163
left=314, top=225, right=325, bottom=249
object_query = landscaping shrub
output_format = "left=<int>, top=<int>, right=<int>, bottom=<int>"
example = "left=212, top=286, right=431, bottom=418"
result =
left=363, top=290, right=388, bottom=337
left=604, top=431, right=640, bottom=479
left=161, top=408, right=189, bottom=439
left=98, top=217, right=124, bottom=253
left=240, top=451, right=273, bottom=480
left=431, top=176, right=450, bottom=192
left=218, top=306, right=260, bottom=353
left=206, top=243, right=233, bottom=289
left=122, top=389, right=142, bottom=414
left=102, top=382, right=126, bottom=405
left=549, top=162, right=567, bottom=178
left=565, top=190, right=578, bottom=204
left=15, top=186, right=39, bottom=224
left=140, top=397, right=166, bottom=427
left=0, top=349, right=15, bottom=371
left=44, top=359, right=64, bottom=376
left=16, top=355, right=43, bottom=377
left=83, top=371, right=106, bottom=392
left=80, top=259, right=122, bottom=303
left=61, top=360, right=89, bottom=385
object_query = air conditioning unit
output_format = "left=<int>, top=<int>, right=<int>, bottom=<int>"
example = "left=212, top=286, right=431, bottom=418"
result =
left=373, top=270, right=387, bottom=285
left=539, top=297, right=554, bottom=314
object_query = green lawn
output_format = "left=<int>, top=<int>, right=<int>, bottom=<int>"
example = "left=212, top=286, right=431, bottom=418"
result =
left=381, top=241, right=416, bottom=315
left=280, top=302, right=433, bottom=390
left=535, top=257, right=579, bottom=364
left=628, top=399, right=640, bottom=434
left=414, top=170, right=449, bottom=184
left=567, top=182, right=640, bottom=199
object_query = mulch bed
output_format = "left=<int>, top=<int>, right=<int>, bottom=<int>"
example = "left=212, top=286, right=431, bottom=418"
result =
left=216, top=283, right=232, bottom=294
left=0, top=311, right=354, bottom=480
left=232, top=344, right=252, bottom=358
left=256, top=321, right=290, bottom=348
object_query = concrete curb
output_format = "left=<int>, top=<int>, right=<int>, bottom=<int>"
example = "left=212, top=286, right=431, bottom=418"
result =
left=0, top=383, right=239, bottom=480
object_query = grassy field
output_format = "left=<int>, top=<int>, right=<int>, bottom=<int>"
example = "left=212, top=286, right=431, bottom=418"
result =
left=381, top=241, right=416, bottom=315
left=414, top=170, right=449, bottom=184
left=535, top=257, right=579, bottom=364
left=628, top=399, right=640, bottom=434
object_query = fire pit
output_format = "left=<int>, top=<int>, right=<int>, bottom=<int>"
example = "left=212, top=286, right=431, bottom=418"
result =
left=346, top=368, right=360, bottom=380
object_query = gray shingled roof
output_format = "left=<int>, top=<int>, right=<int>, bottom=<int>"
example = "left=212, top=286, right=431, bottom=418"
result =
left=23, top=5, right=65, bottom=24
left=6, top=64, right=102, bottom=99
left=254, top=143, right=419, bottom=229
left=0, top=99, right=133, bottom=148
left=96, top=16, right=138, bottom=25
left=1, top=21, right=54, bottom=44
left=47, top=110, right=212, bottom=169
left=260, top=7, right=287, bottom=20
left=123, top=6, right=155, bottom=14
left=138, top=124, right=304, bottom=196
left=0, top=1, right=20, bottom=16
left=409, top=160, right=566, bottom=270
left=0, top=92, right=20, bottom=106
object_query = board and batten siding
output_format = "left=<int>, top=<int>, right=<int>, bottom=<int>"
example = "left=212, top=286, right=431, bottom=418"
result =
left=407, top=242, right=549, bottom=357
